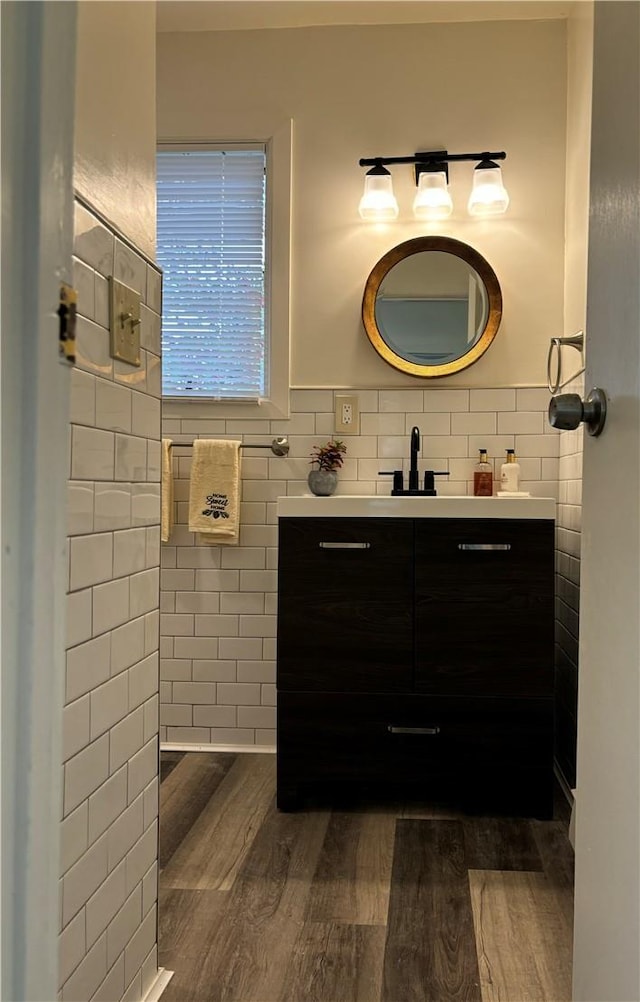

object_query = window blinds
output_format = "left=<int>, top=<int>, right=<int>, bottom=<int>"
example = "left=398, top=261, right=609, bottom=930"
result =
left=157, top=148, right=267, bottom=398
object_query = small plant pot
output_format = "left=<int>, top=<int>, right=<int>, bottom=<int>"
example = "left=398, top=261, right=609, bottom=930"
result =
left=308, top=470, right=338, bottom=496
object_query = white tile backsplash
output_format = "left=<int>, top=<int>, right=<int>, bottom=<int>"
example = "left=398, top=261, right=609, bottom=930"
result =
left=114, top=239, right=147, bottom=298
left=93, top=577, right=130, bottom=636
left=378, top=389, right=424, bottom=412
left=469, top=388, right=516, bottom=411
left=67, top=482, right=94, bottom=536
left=160, top=386, right=559, bottom=749
left=64, top=737, right=110, bottom=817
left=75, top=316, right=113, bottom=380
left=145, top=268, right=162, bottom=315
left=66, top=588, right=93, bottom=649
left=113, top=528, right=147, bottom=579
left=69, top=533, right=113, bottom=591
left=94, top=483, right=132, bottom=531
left=96, top=381, right=132, bottom=434
left=423, top=388, right=470, bottom=412
left=70, top=368, right=96, bottom=427
left=63, top=201, right=161, bottom=1000
left=115, top=434, right=147, bottom=482
left=90, top=673, right=129, bottom=741
left=71, top=426, right=114, bottom=481
left=132, top=392, right=161, bottom=441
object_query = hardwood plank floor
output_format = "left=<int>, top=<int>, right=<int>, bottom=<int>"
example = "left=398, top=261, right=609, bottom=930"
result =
left=159, top=751, right=574, bottom=1002
left=280, top=922, right=387, bottom=1002
left=469, top=870, right=573, bottom=1001
left=160, top=751, right=237, bottom=869
left=382, top=820, right=482, bottom=1002
left=161, top=753, right=275, bottom=891
left=305, top=812, right=396, bottom=925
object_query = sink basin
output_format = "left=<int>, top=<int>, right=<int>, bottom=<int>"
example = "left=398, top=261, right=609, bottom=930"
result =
left=277, top=495, right=556, bottom=519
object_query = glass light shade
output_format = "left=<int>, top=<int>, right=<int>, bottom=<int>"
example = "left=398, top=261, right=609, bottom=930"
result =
left=358, top=173, right=399, bottom=221
left=467, top=165, right=510, bottom=216
left=412, top=171, right=453, bottom=219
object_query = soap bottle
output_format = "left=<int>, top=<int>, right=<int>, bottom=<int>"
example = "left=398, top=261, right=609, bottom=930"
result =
left=473, top=449, right=493, bottom=496
left=500, top=449, right=521, bottom=492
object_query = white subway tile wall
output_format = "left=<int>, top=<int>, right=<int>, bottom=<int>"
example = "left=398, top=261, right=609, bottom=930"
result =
left=61, top=201, right=161, bottom=1002
left=160, top=386, right=560, bottom=747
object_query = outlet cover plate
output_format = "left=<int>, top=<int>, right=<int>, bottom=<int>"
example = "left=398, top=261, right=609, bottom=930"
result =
left=109, top=277, right=141, bottom=366
left=335, top=394, right=359, bottom=435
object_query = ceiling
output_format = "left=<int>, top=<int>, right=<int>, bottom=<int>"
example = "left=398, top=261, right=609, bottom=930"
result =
left=156, top=0, right=575, bottom=34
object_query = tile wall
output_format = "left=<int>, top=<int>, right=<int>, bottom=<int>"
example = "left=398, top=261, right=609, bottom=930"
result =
left=554, top=374, right=584, bottom=790
left=60, top=201, right=161, bottom=1001
left=160, top=386, right=559, bottom=748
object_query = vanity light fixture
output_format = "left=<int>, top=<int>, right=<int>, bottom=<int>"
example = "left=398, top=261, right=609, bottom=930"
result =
left=358, top=149, right=508, bottom=221
left=358, top=162, right=399, bottom=220
left=467, top=158, right=510, bottom=216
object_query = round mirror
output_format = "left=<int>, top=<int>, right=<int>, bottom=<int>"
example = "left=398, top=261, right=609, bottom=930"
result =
left=362, top=236, right=502, bottom=377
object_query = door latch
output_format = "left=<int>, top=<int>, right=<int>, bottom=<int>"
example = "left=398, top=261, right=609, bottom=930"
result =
left=58, top=283, right=77, bottom=365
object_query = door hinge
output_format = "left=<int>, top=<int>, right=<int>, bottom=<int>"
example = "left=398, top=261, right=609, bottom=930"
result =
left=58, top=283, right=77, bottom=365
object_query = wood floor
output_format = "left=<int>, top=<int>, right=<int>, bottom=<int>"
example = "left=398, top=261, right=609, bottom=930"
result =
left=159, top=751, right=574, bottom=1002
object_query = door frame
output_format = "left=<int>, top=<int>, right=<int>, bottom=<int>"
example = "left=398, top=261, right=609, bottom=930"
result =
left=1, top=3, right=77, bottom=998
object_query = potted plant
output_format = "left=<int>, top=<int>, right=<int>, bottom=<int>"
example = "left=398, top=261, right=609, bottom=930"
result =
left=308, top=439, right=347, bottom=496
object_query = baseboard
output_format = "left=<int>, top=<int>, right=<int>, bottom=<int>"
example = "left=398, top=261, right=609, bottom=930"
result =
left=161, top=742, right=276, bottom=754
left=553, top=762, right=575, bottom=807
left=554, top=762, right=576, bottom=849
left=142, top=968, right=174, bottom=1002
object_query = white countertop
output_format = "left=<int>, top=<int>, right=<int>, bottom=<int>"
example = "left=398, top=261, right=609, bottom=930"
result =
left=277, top=495, right=556, bottom=519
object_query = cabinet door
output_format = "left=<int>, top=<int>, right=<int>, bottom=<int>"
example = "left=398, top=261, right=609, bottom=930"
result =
left=415, top=518, right=554, bottom=696
left=278, top=518, right=413, bottom=691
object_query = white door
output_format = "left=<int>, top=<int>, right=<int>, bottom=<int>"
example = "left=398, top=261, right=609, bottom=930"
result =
left=1, top=3, right=76, bottom=1000
left=572, top=3, right=640, bottom=1001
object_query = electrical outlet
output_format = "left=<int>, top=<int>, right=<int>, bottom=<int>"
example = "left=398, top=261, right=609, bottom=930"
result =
left=335, top=394, right=359, bottom=435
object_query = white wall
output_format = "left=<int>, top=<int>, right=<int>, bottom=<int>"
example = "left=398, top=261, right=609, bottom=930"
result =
left=158, top=19, right=567, bottom=389
left=157, top=16, right=569, bottom=748
left=75, top=1, right=156, bottom=259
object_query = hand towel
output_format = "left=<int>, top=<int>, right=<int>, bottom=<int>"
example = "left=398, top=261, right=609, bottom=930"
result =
left=188, top=439, right=242, bottom=544
left=161, top=439, right=174, bottom=543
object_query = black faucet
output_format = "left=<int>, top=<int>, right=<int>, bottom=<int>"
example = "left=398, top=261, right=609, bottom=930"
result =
left=409, top=426, right=420, bottom=491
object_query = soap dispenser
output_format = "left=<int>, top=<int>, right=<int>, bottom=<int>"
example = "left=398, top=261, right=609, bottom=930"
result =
left=500, top=449, right=521, bottom=492
left=473, top=449, right=493, bottom=496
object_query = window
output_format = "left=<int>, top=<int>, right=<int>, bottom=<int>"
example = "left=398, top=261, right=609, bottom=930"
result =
left=157, top=146, right=267, bottom=399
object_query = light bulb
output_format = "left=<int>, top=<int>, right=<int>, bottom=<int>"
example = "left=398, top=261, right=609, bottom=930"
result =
left=412, top=170, right=453, bottom=220
left=467, top=162, right=510, bottom=216
left=358, top=167, right=399, bottom=221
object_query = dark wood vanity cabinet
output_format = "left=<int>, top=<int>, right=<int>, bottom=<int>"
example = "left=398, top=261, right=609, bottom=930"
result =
left=277, top=516, right=555, bottom=817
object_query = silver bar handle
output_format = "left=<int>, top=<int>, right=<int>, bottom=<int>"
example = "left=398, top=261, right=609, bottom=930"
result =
left=388, top=725, right=440, bottom=735
left=319, top=541, right=371, bottom=549
left=458, top=543, right=511, bottom=551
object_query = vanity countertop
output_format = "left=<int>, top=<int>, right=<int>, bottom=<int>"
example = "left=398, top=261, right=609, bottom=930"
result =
left=277, top=495, right=556, bottom=519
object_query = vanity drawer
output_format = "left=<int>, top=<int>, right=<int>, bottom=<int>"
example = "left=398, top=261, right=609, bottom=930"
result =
left=277, top=691, right=554, bottom=813
left=278, top=518, right=414, bottom=692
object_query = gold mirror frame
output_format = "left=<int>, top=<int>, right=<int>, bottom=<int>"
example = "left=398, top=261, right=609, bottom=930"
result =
left=362, top=236, right=502, bottom=378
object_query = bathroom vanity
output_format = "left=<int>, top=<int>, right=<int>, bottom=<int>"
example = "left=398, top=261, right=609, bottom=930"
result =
left=276, top=496, right=556, bottom=817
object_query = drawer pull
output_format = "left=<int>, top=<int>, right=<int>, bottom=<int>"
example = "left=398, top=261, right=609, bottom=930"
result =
left=458, top=543, right=511, bottom=551
left=319, top=542, right=371, bottom=549
left=388, top=725, right=440, bottom=735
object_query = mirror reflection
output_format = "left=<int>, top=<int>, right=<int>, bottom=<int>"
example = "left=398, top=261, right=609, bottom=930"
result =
left=376, top=252, right=489, bottom=365
left=362, top=236, right=502, bottom=378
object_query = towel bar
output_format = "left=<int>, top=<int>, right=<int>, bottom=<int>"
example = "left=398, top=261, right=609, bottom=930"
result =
left=173, top=437, right=289, bottom=457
